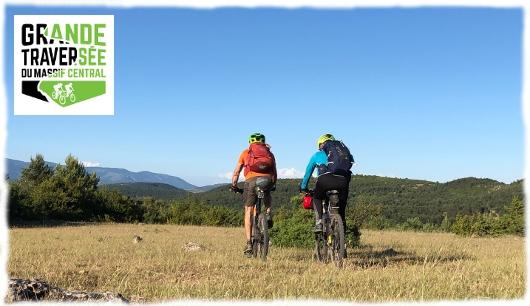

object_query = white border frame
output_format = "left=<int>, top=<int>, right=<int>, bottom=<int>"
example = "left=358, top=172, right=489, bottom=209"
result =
left=0, top=1, right=528, bottom=305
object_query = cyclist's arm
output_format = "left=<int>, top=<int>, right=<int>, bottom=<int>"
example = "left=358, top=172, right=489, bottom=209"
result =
left=300, top=153, right=318, bottom=190
left=232, top=150, right=247, bottom=186
left=232, top=163, right=243, bottom=186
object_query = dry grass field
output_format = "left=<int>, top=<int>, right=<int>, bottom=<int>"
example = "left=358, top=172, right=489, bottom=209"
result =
left=7, top=224, right=526, bottom=302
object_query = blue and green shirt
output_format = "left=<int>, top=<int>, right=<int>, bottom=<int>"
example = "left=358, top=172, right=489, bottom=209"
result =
left=300, top=151, right=328, bottom=190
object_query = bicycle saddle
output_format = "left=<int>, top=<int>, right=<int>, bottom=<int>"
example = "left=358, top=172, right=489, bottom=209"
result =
left=326, top=190, right=339, bottom=196
left=255, top=176, right=272, bottom=190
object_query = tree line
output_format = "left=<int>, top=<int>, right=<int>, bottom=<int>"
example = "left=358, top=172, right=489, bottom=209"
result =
left=7, top=154, right=525, bottom=246
left=8, top=154, right=242, bottom=227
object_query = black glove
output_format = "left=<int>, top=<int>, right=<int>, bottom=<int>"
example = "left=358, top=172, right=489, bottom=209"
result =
left=270, top=185, right=276, bottom=192
left=230, top=185, right=243, bottom=194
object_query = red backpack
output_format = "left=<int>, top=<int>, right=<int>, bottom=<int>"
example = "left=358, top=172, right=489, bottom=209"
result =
left=244, top=143, right=274, bottom=175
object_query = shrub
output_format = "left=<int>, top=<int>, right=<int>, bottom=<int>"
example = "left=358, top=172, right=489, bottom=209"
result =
left=400, top=217, right=424, bottom=231
left=364, top=216, right=394, bottom=230
left=451, top=197, right=524, bottom=236
left=166, top=200, right=242, bottom=227
left=270, top=208, right=314, bottom=248
left=345, top=198, right=382, bottom=246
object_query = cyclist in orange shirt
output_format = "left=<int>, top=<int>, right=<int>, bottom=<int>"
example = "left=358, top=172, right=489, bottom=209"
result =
left=230, top=133, right=277, bottom=256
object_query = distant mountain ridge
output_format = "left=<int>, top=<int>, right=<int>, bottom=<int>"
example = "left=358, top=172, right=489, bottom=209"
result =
left=190, top=183, right=229, bottom=193
left=6, top=158, right=199, bottom=191
left=86, top=166, right=197, bottom=190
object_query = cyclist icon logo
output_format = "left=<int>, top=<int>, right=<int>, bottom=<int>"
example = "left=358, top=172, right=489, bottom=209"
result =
left=51, top=82, right=76, bottom=105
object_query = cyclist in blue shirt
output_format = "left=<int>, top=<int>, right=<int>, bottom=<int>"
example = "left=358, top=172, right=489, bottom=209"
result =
left=300, top=134, right=352, bottom=233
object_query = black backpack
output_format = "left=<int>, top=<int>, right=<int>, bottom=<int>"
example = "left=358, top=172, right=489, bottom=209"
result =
left=322, top=140, right=354, bottom=175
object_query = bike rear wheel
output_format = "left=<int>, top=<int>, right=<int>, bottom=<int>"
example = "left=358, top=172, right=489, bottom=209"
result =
left=251, top=216, right=259, bottom=258
left=314, top=231, right=327, bottom=263
left=258, top=214, right=269, bottom=261
left=329, top=215, right=345, bottom=268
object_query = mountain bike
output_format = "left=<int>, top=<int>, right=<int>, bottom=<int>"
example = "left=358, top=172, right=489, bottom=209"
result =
left=311, top=189, right=345, bottom=268
left=54, top=89, right=76, bottom=105
left=231, top=178, right=272, bottom=261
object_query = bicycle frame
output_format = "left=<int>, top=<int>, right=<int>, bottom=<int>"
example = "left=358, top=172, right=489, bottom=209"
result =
left=231, top=181, right=271, bottom=260
left=323, top=190, right=340, bottom=219
left=314, top=189, right=344, bottom=267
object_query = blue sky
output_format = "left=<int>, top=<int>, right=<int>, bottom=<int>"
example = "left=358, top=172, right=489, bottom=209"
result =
left=3, top=6, right=524, bottom=186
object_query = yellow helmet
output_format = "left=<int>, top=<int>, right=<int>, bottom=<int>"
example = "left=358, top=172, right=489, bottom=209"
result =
left=249, top=133, right=266, bottom=144
left=317, top=133, right=335, bottom=148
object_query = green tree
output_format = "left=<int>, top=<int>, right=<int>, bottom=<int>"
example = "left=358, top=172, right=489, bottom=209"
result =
left=96, top=189, right=144, bottom=222
left=7, top=181, right=31, bottom=222
left=30, top=177, right=67, bottom=222
left=13, top=154, right=56, bottom=222
left=45, top=155, right=100, bottom=220
left=501, top=197, right=524, bottom=235
left=141, top=197, right=170, bottom=223
left=19, top=154, right=52, bottom=188
left=440, top=212, right=451, bottom=232
left=346, top=198, right=382, bottom=246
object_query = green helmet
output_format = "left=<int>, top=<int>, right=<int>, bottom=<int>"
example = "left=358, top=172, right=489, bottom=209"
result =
left=317, top=133, right=335, bottom=148
left=249, top=133, right=266, bottom=144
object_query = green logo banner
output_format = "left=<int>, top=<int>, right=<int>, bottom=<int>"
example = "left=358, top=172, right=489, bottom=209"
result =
left=39, top=81, right=106, bottom=107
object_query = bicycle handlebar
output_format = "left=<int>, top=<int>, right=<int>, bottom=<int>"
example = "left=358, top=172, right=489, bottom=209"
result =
left=230, top=186, right=244, bottom=194
left=230, top=185, right=277, bottom=194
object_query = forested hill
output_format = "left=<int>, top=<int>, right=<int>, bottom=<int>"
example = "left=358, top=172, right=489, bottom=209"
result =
left=102, top=182, right=190, bottom=200
left=194, top=175, right=524, bottom=225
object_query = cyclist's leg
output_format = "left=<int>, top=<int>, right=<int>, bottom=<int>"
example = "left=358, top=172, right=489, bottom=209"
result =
left=243, top=178, right=258, bottom=249
left=336, top=176, right=350, bottom=257
left=263, top=178, right=272, bottom=213
left=338, top=185, right=348, bottom=235
left=244, top=206, right=255, bottom=240
left=313, top=177, right=327, bottom=220
left=264, top=193, right=271, bottom=212
left=314, top=173, right=340, bottom=216
left=263, top=190, right=273, bottom=228
left=313, top=175, right=333, bottom=231
left=312, top=198, right=323, bottom=219
left=337, top=175, right=349, bottom=228
left=317, top=174, right=347, bottom=225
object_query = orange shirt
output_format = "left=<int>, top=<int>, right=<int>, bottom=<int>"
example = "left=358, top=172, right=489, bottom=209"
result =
left=235, top=148, right=277, bottom=181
